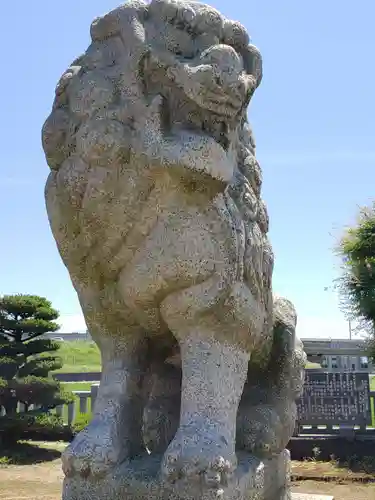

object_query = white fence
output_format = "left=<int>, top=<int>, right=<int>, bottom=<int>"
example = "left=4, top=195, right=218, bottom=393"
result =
left=54, top=383, right=99, bottom=425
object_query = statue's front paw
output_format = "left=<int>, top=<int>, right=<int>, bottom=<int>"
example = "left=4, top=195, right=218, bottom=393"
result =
left=161, top=425, right=236, bottom=491
left=62, top=419, right=125, bottom=478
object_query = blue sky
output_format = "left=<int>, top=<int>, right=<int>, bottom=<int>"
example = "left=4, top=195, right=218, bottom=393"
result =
left=0, top=0, right=374, bottom=338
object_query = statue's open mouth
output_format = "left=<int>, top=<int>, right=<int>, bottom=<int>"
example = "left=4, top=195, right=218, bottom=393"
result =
left=202, top=119, right=230, bottom=151
left=178, top=97, right=237, bottom=153
left=171, top=116, right=231, bottom=153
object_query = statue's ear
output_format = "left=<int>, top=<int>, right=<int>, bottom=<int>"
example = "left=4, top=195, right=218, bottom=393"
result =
left=242, top=44, right=263, bottom=88
left=238, top=44, right=263, bottom=109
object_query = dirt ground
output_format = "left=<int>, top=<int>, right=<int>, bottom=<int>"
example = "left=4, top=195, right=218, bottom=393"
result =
left=292, top=480, right=375, bottom=500
left=0, top=461, right=62, bottom=500
left=1, top=443, right=375, bottom=500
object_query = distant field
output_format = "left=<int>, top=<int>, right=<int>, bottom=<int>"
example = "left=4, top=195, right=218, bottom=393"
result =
left=54, top=340, right=321, bottom=375
left=54, top=341, right=101, bottom=374
left=52, top=339, right=370, bottom=385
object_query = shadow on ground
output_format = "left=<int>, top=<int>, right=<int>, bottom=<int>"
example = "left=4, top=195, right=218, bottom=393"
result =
left=0, top=441, right=63, bottom=465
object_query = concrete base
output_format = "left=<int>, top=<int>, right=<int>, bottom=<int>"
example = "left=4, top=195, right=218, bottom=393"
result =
left=63, top=450, right=291, bottom=500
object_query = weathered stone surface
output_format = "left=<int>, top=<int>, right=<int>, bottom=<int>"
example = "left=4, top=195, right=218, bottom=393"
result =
left=42, top=0, right=306, bottom=499
left=63, top=451, right=291, bottom=500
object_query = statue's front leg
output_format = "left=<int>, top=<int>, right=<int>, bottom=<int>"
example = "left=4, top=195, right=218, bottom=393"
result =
left=159, top=291, right=251, bottom=489
left=163, top=333, right=248, bottom=488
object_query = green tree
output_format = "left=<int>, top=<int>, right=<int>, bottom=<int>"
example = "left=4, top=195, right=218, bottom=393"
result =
left=0, top=295, right=70, bottom=439
left=336, top=203, right=375, bottom=344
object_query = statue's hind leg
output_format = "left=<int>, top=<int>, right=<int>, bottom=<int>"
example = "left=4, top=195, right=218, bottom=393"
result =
left=62, top=285, right=149, bottom=478
left=143, top=360, right=181, bottom=454
left=236, top=298, right=305, bottom=457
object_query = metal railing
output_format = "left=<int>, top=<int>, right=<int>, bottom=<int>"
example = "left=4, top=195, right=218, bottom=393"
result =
left=49, top=386, right=375, bottom=435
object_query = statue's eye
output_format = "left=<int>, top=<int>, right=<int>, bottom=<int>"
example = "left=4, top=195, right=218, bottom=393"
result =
left=174, top=21, right=186, bottom=30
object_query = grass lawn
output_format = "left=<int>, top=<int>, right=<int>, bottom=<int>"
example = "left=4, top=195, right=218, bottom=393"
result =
left=305, top=362, right=321, bottom=369
left=53, top=340, right=321, bottom=375
left=53, top=341, right=101, bottom=374
left=61, top=382, right=92, bottom=392
left=1, top=442, right=375, bottom=500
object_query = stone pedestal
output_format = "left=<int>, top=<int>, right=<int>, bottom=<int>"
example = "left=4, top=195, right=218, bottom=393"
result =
left=291, top=495, right=334, bottom=500
left=63, top=450, right=291, bottom=500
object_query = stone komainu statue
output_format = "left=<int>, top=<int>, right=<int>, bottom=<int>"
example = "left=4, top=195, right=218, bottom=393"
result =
left=42, top=0, right=306, bottom=495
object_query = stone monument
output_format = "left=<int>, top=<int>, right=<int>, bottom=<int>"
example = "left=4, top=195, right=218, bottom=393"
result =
left=41, top=1, right=306, bottom=499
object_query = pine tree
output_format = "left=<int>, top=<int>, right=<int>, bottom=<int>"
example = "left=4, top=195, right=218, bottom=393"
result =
left=0, top=295, right=70, bottom=436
